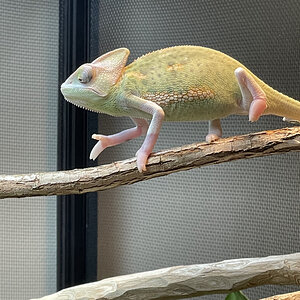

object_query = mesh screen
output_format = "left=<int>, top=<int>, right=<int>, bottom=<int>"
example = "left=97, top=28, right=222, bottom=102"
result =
left=0, top=1, right=58, bottom=299
left=91, top=1, right=300, bottom=299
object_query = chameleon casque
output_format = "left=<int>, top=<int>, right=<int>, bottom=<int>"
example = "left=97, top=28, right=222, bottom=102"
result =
left=61, top=46, right=300, bottom=172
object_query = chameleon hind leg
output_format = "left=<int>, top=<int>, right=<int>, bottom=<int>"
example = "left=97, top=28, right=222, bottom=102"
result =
left=206, top=119, right=222, bottom=142
left=90, top=117, right=149, bottom=161
left=234, top=67, right=267, bottom=121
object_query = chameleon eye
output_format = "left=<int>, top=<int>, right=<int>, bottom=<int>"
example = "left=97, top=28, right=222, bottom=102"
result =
left=78, top=65, right=93, bottom=84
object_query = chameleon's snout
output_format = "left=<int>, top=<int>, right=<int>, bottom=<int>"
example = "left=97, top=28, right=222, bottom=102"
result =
left=63, top=79, right=72, bottom=85
left=60, top=72, right=76, bottom=98
left=60, top=81, right=71, bottom=97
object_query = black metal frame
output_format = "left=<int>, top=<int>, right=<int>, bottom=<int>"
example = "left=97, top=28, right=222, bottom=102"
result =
left=57, top=0, right=98, bottom=290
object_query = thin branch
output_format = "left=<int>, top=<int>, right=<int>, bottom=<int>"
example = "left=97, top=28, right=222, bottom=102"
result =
left=261, top=291, right=300, bottom=300
left=1, top=126, right=300, bottom=199
left=31, top=253, right=300, bottom=300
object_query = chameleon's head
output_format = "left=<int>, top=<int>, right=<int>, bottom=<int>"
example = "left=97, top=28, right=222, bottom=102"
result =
left=61, top=48, right=130, bottom=112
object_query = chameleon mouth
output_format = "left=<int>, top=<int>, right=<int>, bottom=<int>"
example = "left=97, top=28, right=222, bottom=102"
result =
left=64, top=97, right=99, bottom=113
left=87, top=87, right=107, bottom=97
left=60, top=83, right=102, bottom=113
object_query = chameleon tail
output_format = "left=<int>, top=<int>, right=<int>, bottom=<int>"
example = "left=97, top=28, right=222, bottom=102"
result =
left=264, top=86, right=300, bottom=123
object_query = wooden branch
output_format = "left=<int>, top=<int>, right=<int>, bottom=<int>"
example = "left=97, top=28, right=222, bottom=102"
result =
left=261, top=291, right=300, bottom=300
left=1, top=126, right=300, bottom=199
left=31, top=253, right=300, bottom=300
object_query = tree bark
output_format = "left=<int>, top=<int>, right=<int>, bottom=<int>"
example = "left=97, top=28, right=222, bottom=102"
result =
left=31, top=253, right=300, bottom=300
left=261, top=291, right=300, bottom=300
left=0, top=126, right=299, bottom=199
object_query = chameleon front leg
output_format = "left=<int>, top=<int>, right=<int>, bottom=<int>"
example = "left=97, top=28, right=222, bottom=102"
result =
left=125, top=94, right=165, bottom=172
left=234, top=67, right=267, bottom=122
left=206, top=119, right=222, bottom=142
left=89, top=117, right=149, bottom=160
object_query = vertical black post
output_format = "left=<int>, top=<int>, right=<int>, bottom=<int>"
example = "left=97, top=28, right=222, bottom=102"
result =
left=57, top=0, right=97, bottom=290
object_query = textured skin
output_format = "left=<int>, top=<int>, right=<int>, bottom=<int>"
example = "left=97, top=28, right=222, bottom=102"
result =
left=123, top=46, right=243, bottom=121
left=61, top=46, right=300, bottom=171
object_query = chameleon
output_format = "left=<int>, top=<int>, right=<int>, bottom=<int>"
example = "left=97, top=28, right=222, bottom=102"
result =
left=60, top=46, right=300, bottom=172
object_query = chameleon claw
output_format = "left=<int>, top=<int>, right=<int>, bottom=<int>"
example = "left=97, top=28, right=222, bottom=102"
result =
left=92, top=134, right=103, bottom=140
left=249, top=98, right=267, bottom=122
left=89, top=140, right=105, bottom=160
left=206, top=119, right=222, bottom=142
left=137, top=162, right=147, bottom=173
left=90, top=134, right=111, bottom=160
left=205, top=133, right=220, bottom=143
left=136, top=149, right=148, bottom=173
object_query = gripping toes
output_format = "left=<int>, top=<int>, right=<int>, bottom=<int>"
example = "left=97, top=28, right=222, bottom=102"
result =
left=135, top=132, right=160, bottom=173
left=89, top=135, right=109, bottom=160
left=206, top=133, right=220, bottom=143
left=135, top=149, right=149, bottom=173
left=206, top=119, right=222, bottom=142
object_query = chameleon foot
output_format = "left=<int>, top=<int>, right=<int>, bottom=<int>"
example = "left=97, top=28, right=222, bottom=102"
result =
left=135, top=132, right=160, bottom=173
left=234, top=67, right=267, bottom=122
left=249, top=98, right=267, bottom=122
left=206, top=133, right=220, bottom=143
left=89, top=118, right=149, bottom=161
left=206, top=119, right=222, bottom=142
left=90, top=135, right=109, bottom=160
left=135, top=149, right=149, bottom=173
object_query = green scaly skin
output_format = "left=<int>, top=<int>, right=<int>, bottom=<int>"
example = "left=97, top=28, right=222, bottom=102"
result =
left=122, top=46, right=243, bottom=121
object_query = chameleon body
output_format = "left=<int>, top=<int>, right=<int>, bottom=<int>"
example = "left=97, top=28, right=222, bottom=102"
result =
left=61, top=46, right=300, bottom=172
